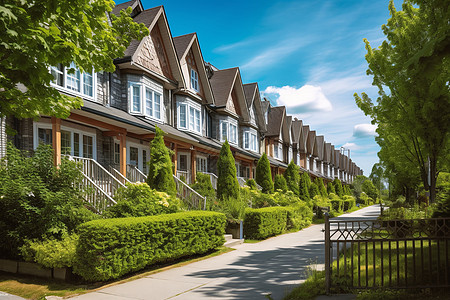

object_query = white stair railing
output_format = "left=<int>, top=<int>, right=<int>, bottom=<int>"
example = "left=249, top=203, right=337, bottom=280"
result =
left=203, top=172, right=218, bottom=190
left=109, top=166, right=131, bottom=185
left=176, top=170, right=191, bottom=184
left=77, top=172, right=116, bottom=213
left=127, top=165, right=147, bottom=183
left=173, top=175, right=206, bottom=210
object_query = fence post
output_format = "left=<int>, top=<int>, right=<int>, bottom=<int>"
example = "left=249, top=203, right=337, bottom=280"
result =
left=324, top=212, right=331, bottom=294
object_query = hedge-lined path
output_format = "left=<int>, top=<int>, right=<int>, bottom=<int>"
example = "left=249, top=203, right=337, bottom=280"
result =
left=71, top=205, right=381, bottom=300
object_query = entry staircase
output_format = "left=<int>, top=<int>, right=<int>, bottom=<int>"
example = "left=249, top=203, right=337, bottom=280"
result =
left=70, top=156, right=206, bottom=213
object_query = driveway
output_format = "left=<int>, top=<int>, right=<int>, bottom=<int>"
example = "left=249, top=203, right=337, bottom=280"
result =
left=71, top=205, right=381, bottom=300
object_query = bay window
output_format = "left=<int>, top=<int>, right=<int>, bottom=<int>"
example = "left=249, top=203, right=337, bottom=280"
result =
left=243, top=130, right=258, bottom=152
left=179, top=105, right=187, bottom=128
left=128, top=82, right=162, bottom=121
left=177, top=102, right=201, bottom=134
left=220, top=120, right=238, bottom=145
left=274, top=142, right=283, bottom=161
left=50, top=62, right=95, bottom=99
left=229, top=124, right=237, bottom=144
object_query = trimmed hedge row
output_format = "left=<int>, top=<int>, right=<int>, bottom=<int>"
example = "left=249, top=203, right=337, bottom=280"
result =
left=73, top=211, right=226, bottom=281
left=244, top=207, right=288, bottom=239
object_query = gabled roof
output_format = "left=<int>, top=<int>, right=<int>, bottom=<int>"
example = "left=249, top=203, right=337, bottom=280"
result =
left=324, top=143, right=332, bottom=164
left=243, top=83, right=266, bottom=132
left=173, top=33, right=215, bottom=104
left=284, top=116, right=292, bottom=144
left=291, top=119, right=303, bottom=147
left=330, top=145, right=335, bottom=165
left=300, top=125, right=309, bottom=153
left=261, top=100, right=270, bottom=115
left=111, top=0, right=143, bottom=17
left=266, top=106, right=286, bottom=137
left=334, top=150, right=341, bottom=168
left=314, top=135, right=324, bottom=160
left=307, top=130, right=316, bottom=155
left=209, top=68, right=249, bottom=121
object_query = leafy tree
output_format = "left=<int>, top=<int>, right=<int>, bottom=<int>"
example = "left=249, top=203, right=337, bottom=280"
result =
left=256, top=152, right=273, bottom=194
left=316, top=178, right=327, bottom=198
left=0, top=1, right=148, bottom=119
left=333, top=178, right=344, bottom=198
left=309, top=182, right=320, bottom=199
left=299, top=172, right=311, bottom=201
left=327, top=181, right=336, bottom=195
left=362, top=179, right=378, bottom=201
left=274, top=174, right=288, bottom=192
left=352, top=175, right=368, bottom=201
left=354, top=0, right=450, bottom=202
left=217, top=140, right=240, bottom=200
left=284, top=160, right=300, bottom=195
left=147, top=126, right=176, bottom=196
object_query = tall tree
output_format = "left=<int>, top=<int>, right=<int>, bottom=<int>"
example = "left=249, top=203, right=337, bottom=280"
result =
left=354, top=0, right=450, bottom=202
left=333, top=178, right=344, bottom=198
left=0, top=0, right=148, bottom=119
left=255, top=152, right=274, bottom=194
left=316, top=178, right=328, bottom=198
left=217, top=140, right=240, bottom=200
left=284, top=160, right=300, bottom=195
left=147, top=126, right=176, bottom=196
left=299, top=172, right=311, bottom=201
left=274, top=174, right=288, bottom=192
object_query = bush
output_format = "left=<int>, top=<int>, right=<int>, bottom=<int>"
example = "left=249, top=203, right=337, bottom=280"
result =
left=358, top=192, right=369, bottom=206
left=312, top=195, right=329, bottom=218
left=316, top=178, right=327, bottom=198
left=342, top=195, right=356, bottom=211
left=362, top=179, right=378, bottom=200
left=0, top=144, right=97, bottom=259
left=20, top=234, right=78, bottom=268
left=273, top=190, right=300, bottom=206
left=274, top=174, right=288, bottom=192
left=246, top=178, right=257, bottom=190
left=244, top=207, right=287, bottom=239
left=191, top=173, right=216, bottom=201
left=284, top=161, right=300, bottom=195
left=299, top=172, right=311, bottom=201
left=219, top=196, right=247, bottom=222
left=105, top=182, right=179, bottom=218
left=73, top=211, right=226, bottom=281
left=217, top=140, right=240, bottom=200
left=147, top=126, right=176, bottom=196
left=309, top=182, right=320, bottom=199
left=285, top=203, right=313, bottom=231
left=333, top=178, right=344, bottom=197
left=327, top=181, right=336, bottom=195
left=256, top=153, right=274, bottom=194
left=328, top=193, right=343, bottom=212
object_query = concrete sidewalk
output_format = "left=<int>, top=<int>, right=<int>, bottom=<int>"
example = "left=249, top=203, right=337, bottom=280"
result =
left=70, top=205, right=381, bottom=300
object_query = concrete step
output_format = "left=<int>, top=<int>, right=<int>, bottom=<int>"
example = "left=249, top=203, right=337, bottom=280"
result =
left=224, top=234, right=233, bottom=242
left=224, top=238, right=244, bottom=248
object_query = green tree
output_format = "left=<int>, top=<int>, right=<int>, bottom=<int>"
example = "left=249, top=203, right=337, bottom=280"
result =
left=362, top=179, right=378, bottom=201
left=354, top=0, right=450, bottom=202
left=274, top=174, right=288, bottom=192
left=190, top=173, right=216, bottom=201
left=147, top=126, right=176, bottom=196
left=0, top=1, right=148, bottom=119
left=316, top=178, right=327, bottom=198
left=352, top=175, right=368, bottom=201
left=299, top=172, right=311, bottom=201
left=333, top=178, right=344, bottom=198
left=309, top=182, right=320, bottom=199
left=217, top=140, right=240, bottom=200
left=256, top=152, right=274, bottom=194
left=327, top=181, right=336, bottom=195
left=284, top=160, right=300, bottom=195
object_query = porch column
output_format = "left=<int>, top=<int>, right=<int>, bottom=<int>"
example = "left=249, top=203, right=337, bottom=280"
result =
left=249, top=161, right=254, bottom=179
left=191, top=149, right=196, bottom=184
left=119, top=132, right=127, bottom=177
left=51, top=117, right=61, bottom=167
left=173, top=144, right=178, bottom=176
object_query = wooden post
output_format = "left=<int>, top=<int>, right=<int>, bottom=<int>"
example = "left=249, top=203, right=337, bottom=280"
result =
left=249, top=161, right=254, bottom=179
left=191, top=149, right=196, bottom=184
left=119, top=133, right=127, bottom=177
left=51, top=117, right=61, bottom=167
left=324, top=212, right=331, bottom=294
left=173, top=144, right=178, bottom=176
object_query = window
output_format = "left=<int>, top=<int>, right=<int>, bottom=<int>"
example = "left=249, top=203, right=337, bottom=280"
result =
left=244, top=132, right=249, bottom=149
left=190, top=69, right=199, bottom=91
left=114, top=142, right=120, bottom=165
left=196, top=156, right=207, bottom=173
left=61, top=130, right=71, bottom=155
left=130, top=147, right=139, bottom=167
left=274, top=144, right=278, bottom=158
left=189, top=107, right=195, bottom=130
left=177, top=103, right=201, bottom=134
left=179, top=104, right=187, bottom=128
left=195, top=110, right=200, bottom=133
left=244, top=131, right=258, bottom=152
left=142, top=150, right=148, bottom=174
left=130, top=84, right=141, bottom=113
left=179, top=154, right=187, bottom=171
left=145, top=88, right=153, bottom=116
left=128, top=82, right=162, bottom=120
left=274, top=142, right=283, bottom=161
left=154, top=93, right=161, bottom=119
left=251, top=133, right=257, bottom=152
left=50, top=63, right=95, bottom=99
left=74, top=133, right=80, bottom=157
left=221, top=122, right=228, bottom=142
left=229, top=124, right=237, bottom=144
left=83, top=135, right=93, bottom=158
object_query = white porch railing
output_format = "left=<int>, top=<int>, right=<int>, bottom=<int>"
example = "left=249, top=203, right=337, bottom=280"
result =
left=173, top=175, right=206, bottom=210
left=203, top=172, right=218, bottom=190
left=109, top=166, right=131, bottom=185
left=127, top=165, right=147, bottom=183
left=77, top=173, right=116, bottom=213
left=176, top=170, right=191, bottom=184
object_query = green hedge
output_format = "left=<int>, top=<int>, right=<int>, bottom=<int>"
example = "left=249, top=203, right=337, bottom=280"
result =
left=244, top=207, right=287, bottom=239
left=285, top=204, right=313, bottom=231
left=73, top=211, right=226, bottom=281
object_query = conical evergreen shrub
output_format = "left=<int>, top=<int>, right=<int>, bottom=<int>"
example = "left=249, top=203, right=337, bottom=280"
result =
left=316, top=178, right=327, bottom=198
left=284, top=160, right=300, bottom=195
left=333, top=178, right=344, bottom=198
left=256, top=152, right=273, bottom=194
left=309, top=182, right=320, bottom=199
left=274, top=174, right=288, bottom=192
left=327, top=181, right=336, bottom=195
left=217, top=140, right=240, bottom=200
left=299, top=172, right=311, bottom=201
left=147, top=126, right=176, bottom=196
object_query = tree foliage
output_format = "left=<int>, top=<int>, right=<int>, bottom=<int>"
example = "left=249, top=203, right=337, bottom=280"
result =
left=299, top=172, right=311, bottom=201
left=284, top=160, right=300, bottom=195
left=362, top=179, right=378, bottom=201
left=256, top=152, right=274, bottom=194
left=316, top=178, right=328, bottom=198
left=327, top=181, right=336, bottom=195
left=354, top=0, right=450, bottom=202
left=0, top=0, right=149, bottom=119
left=333, top=178, right=344, bottom=198
left=274, top=174, right=288, bottom=192
left=147, top=126, right=176, bottom=196
left=309, top=182, right=320, bottom=199
left=217, top=140, right=240, bottom=200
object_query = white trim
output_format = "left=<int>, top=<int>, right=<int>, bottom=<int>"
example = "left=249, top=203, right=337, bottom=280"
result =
left=190, top=68, right=199, bottom=92
left=128, top=81, right=163, bottom=122
left=50, top=63, right=97, bottom=101
left=176, top=98, right=202, bottom=135
left=126, top=141, right=150, bottom=172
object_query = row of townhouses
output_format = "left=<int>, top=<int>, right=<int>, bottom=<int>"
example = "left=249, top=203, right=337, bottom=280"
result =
left=0, top=0, right=362, bottom=202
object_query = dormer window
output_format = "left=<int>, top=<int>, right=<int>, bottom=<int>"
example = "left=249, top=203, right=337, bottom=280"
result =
left=177, top=100, right=202, bottom=135
left=128, top=82, right=162, bottom=121
left=243, top=129, right=258, bottom=152
left=190, top=69, right=199, bottom=92
left=220, top=120, right=238, bottom=145
left=50, top=62, right=96, bottom=99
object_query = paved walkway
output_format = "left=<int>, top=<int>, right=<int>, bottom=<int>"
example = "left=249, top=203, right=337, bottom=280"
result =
left=71, top=205, right=381, bottom=300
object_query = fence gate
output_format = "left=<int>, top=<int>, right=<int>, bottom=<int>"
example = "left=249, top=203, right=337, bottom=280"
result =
left=324, top=215, right=450, bottom=293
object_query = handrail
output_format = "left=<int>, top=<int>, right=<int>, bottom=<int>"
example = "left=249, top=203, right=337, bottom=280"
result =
left=203, top=172, right=218, bottom=190
left=127, top=164, right=147, bottom=182
left=77, top=171, right=116, bottom=213
left=109, top=166, right=131, bottom=185
left=176, top=170, right=191, bottom=184
left=173, top=175, right=206, bottom=210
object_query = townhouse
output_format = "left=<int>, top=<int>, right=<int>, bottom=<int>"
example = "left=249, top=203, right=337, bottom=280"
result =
left=0, top=0, right=363, bottom=203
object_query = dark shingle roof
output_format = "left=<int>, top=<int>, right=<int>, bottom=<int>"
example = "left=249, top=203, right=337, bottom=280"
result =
left=111, top=0, right=135, bottom=16
left=300, top=125, right=309, bottom=152
left=260, top=100, right=270, bottom=114
left=173, top=33, right=195, bottom=59
left=315, top=135, right=324, bottom=160
left=307, top=130, right=316, bottom=155
left=292, top=119, right=303, bottom=146
left=266, top=106, right=285, bottom=137
left=209, top=68, right=238, bottom=107
left=243, top=83, right=257, bottom=108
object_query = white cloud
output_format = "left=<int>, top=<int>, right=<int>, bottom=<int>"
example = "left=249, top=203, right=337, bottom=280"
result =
left=264, top=85, right=332, bottom=112
left=342, top=142, right=362, bottom=150
left=353, top=124, right=378, bottom=138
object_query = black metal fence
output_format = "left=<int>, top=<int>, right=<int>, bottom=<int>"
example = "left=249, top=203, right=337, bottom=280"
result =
left=324, top=216, right=450, bottom=293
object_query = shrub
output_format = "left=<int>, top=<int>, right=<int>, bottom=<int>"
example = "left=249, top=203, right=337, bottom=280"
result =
left=299, top=172, right=311, bottom=201
left=359, top=192, right=369, bottom=206
left=219, top=196, right=247, bottom=222
left=191, top=173, right=216, bottom=201
left=284, top=161, right=300, bottom=195
left=285, top=203, right=314, bottom=231
left=0, top=144, right=97, bottom=259
left=73, top=211, right=226, bottom=281
left=274, top=174, right=288, bottom=192
left=312, top=195, right=330, bottom=218
left=309, top=182, right=320, bottom=199
left=330, top=198, right=343, bottom=212
left=20, top=234, right=78, bottom=268
left=147, top=126, right=176, bottom=196
left=246, top=178, right=257, bottom=190
left=316, top=178, right=327, bottom=198
left=245, top=188, right=278, bottom=208
left=244, top=207, right=287, bottom=239
left=342, top=195, right=356, bottom=211
left=362, top=179, right=378, bottom=200
left=333, top=178, right=344, bottom=197
left=217, top=140, right=240, bottom=200
left=327, top=182, right=336, bottom=195
left=256, top=153, right=273, bottom=194
left=105, top=182, right=179, bottom=218
left=273, top=190, right=299, bottom=206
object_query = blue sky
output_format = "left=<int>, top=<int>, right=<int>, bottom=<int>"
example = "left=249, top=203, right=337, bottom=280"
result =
left=125, top=0, right=395, bottom=175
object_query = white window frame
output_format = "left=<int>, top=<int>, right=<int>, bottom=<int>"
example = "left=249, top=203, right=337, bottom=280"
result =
left=126, top=141, right=150, bottom=173
left=177, top=101, right=202, bottom=135
left=196, top=155, right=207, bottom=173
left=229, top=123, right=237, bottom=144
left=243, top=129, right=258, bottom=153
left=178, top=103, right=187, bottom=129
left=50, top=63, right=97, bottom=100
left=33, top=122, right=97, bottom=160
left=190, top=69, right=199, bottom=92
left=128, top=82, right=162, bottom=121
left=274, top=142, right=283, bottom=161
